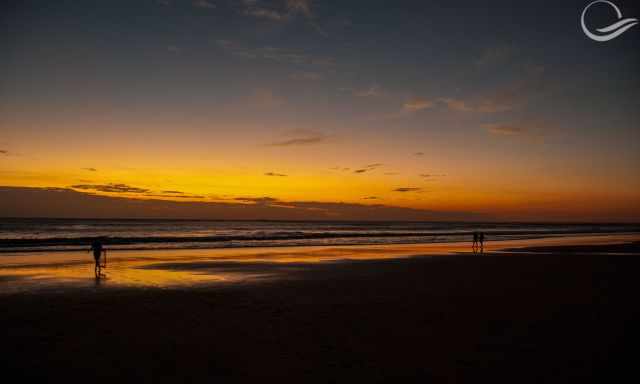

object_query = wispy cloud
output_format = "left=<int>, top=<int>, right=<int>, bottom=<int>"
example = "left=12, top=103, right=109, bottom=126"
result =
left=249, top=88, right=285, bottom=109
left=234, top=196, right=279, bottom=205
left=241, top=0, right=326, bottom=35
left=439, top=98, right=512, bottom=113
left=353, top=163, right=383, bottom=174
left=245, top=7, right=286, bottom=21
left=354, top=85, right=382, bottom=97
left=0, top=150, right=8, bottom=155
left=482, top=121, right=547, bottom=141
left=82, top=167, right=97, bottom=172
left=193, top=0, right=216, bottom=9
left=414, top=152, right=424, bottom=156
left=265, top=172, right=288, bottom=177
left=145, top=193, right=205, bottom=199
left=266, top=131, right=327, bottom=147
left=403, top=97, right=434, bottom=112
left=71, top=183, right=150, bottom=194
left=419, top=174, right=446, bottom=178
left=217, top=40, right=334, bottom=66
left=290, top=71, right=323, bottom=81
left=363, top=196, right=378, bottom=200
left=476, top=45, right=512, bottom=66
left=440, top=65, right=545, bottom=113
left=482, top=123, right=523, bottom=136
left=393, top=187, right=422, bottom=192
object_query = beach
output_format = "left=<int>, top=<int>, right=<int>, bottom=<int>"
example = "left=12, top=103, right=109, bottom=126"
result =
left=2, top=234, right=639, bottom=382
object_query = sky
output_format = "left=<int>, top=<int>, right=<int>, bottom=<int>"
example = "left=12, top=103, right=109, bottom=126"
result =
left=1, top=0, right=639, bottom=221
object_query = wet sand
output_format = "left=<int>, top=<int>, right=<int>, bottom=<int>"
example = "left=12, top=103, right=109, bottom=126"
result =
left=2, top=235, right=639, bottom=382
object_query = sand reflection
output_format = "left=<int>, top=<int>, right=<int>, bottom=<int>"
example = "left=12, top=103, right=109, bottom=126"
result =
left=1, top=234, right=638, bottom=294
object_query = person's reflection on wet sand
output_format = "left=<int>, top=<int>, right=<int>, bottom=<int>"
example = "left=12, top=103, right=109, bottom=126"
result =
left=89, top=239, right=107, bottom=279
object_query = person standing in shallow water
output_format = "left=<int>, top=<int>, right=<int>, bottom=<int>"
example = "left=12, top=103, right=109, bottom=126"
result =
left=472, top=232, right=479, bottom=249
left=479, top=232, right=485, bottom=250
left=89, top=239, right=106, bottom=277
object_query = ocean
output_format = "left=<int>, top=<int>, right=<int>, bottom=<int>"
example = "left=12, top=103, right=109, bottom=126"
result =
left=1, top=218, right=638, bottom=253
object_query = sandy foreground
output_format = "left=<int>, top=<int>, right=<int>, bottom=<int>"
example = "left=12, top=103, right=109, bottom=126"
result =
left=2, top=234, right=639, bottom=382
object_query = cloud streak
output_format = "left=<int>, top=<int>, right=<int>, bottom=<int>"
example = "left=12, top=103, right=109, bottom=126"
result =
left=266, top=132, right=327, bottom=147
left=482, top=123, right=523, bottom=136
left=353, top=163, right=383, bottom=174
left=265, top=172, right=288, bottom=177
left=193, top=0, right=216, bottom=9
left=240, top=0, right=326, bottom=35
left=403, top=97, right=434, bottom=112
left=290, top=71, right=322, bottom=81
left=71, top=183, right=150, bottom=194
left=393, top=187, right=422, bottom=192
left=217, top=40, right=334, bottom=66
left=1, top=186, right=483, bottom=221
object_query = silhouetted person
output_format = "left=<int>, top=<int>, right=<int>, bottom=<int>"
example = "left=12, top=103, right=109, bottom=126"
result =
left=479, top=232, right=485, bottom=250
left=89, top=239, right=106, bottom=278
left=472, top=232, right=479, bottom=249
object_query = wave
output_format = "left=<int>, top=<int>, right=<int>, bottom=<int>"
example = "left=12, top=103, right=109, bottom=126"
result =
left=1, top=227, right=638, bottom=250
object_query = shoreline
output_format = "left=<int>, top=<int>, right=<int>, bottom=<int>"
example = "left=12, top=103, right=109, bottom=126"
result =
left=1, top=233, right=639, bottom=295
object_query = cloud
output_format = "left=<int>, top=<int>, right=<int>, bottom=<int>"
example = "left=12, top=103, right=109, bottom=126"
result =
left=476, top=45, right=512, bottom=66
left=1, top=186, right=484, bottom=221
left=241, top=0, right=325, bottom=35
left=162, top=190, right=184, bottom=194
left=265, top=172, right=288, bottom=177
left=482, top=123, right=524, bottom=136
left=217, top=40, right=334, bottom=66
left=354, top=85, right=382, bottom=97
left=70, top=183, right=150, bottom=194
left=384, top=172, right=399, bottom=176
left=245, top=7, right=286, bottom=21
left=193, top=0, right=216, bottom=9
left=403, top=97, right=434, bottom=112
left=145, top=193, right=205, bottom=199
left=393, top=187, right=422, bottom=192
left=440, top=65, right=545, bottom=113
left=249, top=88, right=285, bottom=109
left=414, top=152, right=424, bottom=156
left=0, top=150, right=8, bottom=155
left=419, top=174, right=446, bottom=178
left=289, top=71, right=322, bottom=81
left=266, top=132, right=327, bottom=147
left=234, top=196, right=279, bottom=205
left=363, top=196, right=378, bottom=200
left=439, top=98, right=512, bottom=113
left=353, top=163, right=383, bottom=174
left=82, top=167, right=97, bottom=172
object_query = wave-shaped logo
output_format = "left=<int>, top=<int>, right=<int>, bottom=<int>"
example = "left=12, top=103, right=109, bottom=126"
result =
left=581, top=0, right=638, bottom=42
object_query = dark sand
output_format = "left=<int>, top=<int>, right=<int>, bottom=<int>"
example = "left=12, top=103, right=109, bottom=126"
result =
left=3, top=242, right=639, bottom=383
